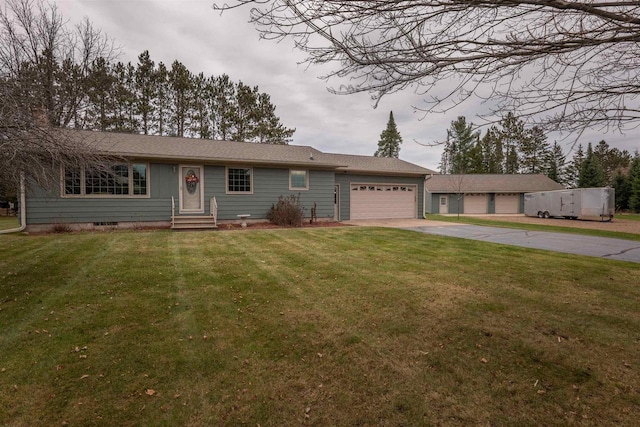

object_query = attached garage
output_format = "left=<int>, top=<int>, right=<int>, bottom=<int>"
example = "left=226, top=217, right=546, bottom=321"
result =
left=463, top=194, right=488, bottom=214
left=495, top=193, right=520, bottom=214
left=350, top=183, right=417, bottom=220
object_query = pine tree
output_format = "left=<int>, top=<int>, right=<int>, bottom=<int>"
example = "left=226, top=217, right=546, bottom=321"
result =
left=499, top=113, right=526, bottom=174
left=629, top=154, right=640, bottom=213
left=545, top=142, right=566, bottom=185
left=440, top=116, right=478, bottom=172
left=578, top=143, right=606, bottom=188
left=212, top=74, right=235, bottom=140
left=84, top=57, right=117, bottom=131
left=190, top=72, right=212, bottom=138
left=168, top=60, right=192, bottom=137
left=612, top=169, right=632, bottom=211
left=253, top=92, right=295, bottom=144
left=479, top=126, right=503, bottom=174
left=152, top=62, right=170, bottom=136
left=374, top=111, right=403, bottom=158
left=566, top=144, right=585, bottom=188
left=233, top=82, right=259, bottom=142
left=520, top=126, right=550, bottom=174
left=135, top=50, right=156, bottom=135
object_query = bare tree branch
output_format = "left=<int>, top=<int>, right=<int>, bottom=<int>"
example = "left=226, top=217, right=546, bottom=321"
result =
left=214, top=0, right=640, bottom=134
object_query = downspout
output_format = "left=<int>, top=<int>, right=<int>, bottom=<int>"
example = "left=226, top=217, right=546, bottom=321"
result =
left=423, top=173, right=433, bottom=218
left=0, top=172, right=26, bottom=234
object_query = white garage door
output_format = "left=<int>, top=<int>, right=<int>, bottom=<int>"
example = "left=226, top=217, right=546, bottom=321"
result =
left=495, top=194, right=520, bottom=214
left=350, top=184, right=417, bottom=220
left=464, top=194, right=488, bottom=214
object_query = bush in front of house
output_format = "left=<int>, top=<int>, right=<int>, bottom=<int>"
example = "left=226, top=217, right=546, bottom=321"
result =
left=267, top=194, right=305, bottom=227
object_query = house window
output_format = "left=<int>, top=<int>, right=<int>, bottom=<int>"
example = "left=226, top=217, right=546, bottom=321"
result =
left=63, top=163, right=148, bottom=197
left=64, top=168, right=81, bottom=195
left=132, top=164, right=148, bottom=195
left=289, top=169, right=308, bottom=190
left=227, top=167, right=252, bottom=193
left=440, top=196, right=447, bottom=206
left=85, top=164, right=129, bottom=195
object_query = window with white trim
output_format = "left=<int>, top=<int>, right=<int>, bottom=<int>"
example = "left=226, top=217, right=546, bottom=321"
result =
left=227, top=167, right=252, bottom=193
left=62, top=163, right=148, bottom=197
left=289, top=169, right=308, bottom=190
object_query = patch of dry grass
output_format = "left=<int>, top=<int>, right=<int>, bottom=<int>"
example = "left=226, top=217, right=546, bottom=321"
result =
left=0, top=228, right=639, bottom=425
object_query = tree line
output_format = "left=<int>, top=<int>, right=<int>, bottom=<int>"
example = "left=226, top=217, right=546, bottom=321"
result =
left=79, top=51, right=295, bottom=143
left=1, top=0, right=296, bottom=197
left=440, top=114, right=640, bottom=212
left=1, top=0, right=294, bottom=145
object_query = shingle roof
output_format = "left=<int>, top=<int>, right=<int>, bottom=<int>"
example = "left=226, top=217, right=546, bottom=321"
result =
left=67, top=130, right=329, bottom=167
left=65, top=130, right=436, bottom=176
left=321, top=153, right=436, bottom=176
left=425, top=174, right=565, bottom=193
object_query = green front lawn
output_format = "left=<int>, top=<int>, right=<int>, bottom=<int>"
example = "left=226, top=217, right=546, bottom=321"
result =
left=0, top=217, right=19, bottom=231
left=1, top=228, right=639, bottom=425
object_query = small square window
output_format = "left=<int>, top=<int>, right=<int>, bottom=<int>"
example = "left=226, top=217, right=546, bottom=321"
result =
left=289, top=170, right=308, bottom=190
left=227, top=168, right=252, bottom=193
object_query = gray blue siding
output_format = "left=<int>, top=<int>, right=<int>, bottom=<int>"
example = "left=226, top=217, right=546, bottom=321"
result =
left=25, top=163, right=335, bottom=225
left=206, top=166, right=335, bottom=220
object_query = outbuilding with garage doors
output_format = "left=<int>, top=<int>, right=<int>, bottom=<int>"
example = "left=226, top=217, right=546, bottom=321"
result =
left=424, top=174, right=565, bottom=215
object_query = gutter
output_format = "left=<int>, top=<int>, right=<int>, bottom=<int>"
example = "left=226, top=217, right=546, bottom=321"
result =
left=0, top=172, right=26, bottom=234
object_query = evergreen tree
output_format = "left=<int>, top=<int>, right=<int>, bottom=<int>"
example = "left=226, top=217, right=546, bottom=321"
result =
left=566, top=144, right=585, bottom=188
left=152, top=62, right=170, bottom=136
left=592, top=140, right=632, bottom=184
left=233, top=82, right=259, bottom=142
left=111, top=62, right=138, bottom=133
left=212, top=74, right=236, bottom=140
left=629, top=154, right=640, bottom=213
left=440, top=116, right=478, bottom=172
left=611, top=169, right=632, bottom=211
left=479, top=126, right=503, bottom=174
left=520, top=126, right=550, bottom=174
left=190, top=72, right=212, bottom=138
left=168, top=60, right=192, bottom=137
left=578, top=143, right=606, bottom=188
left=254, top=92, right=295, bottom=144
left=545, top=142, right=567, bottom=185
left=466, top=143, right=485, bottom=173
left=374, top=111, right=403, bottom=158
left=84, top=57, right=117, bottom=131
left=499, top=113, right=526, bottom=174
left=135, top=50, right=156, bottom=135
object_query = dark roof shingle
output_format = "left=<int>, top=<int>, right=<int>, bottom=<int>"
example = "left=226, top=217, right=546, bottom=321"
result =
left=66, top=130, right=436, bottom=175
left=425, top=174, right=564, bottom=193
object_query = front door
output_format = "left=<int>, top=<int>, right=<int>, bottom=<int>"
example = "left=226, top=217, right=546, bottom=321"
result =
left=179, top=165, right=204, bottom=213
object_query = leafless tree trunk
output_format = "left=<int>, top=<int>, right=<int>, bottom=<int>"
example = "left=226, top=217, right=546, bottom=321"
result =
left=1, top=79, right=111, bottom=191
left=214, top=1, right=640, bottom=135
left=0, top=0, right=118, bottom=191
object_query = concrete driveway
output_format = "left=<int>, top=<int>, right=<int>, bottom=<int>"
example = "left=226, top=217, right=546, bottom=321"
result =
left=346, top=219, right=640, bottom=263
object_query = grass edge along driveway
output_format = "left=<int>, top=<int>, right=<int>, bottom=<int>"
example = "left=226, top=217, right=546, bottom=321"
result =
left=1, top=228, right=639, bottom=426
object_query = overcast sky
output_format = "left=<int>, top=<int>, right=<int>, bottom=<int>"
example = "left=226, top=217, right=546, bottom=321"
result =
left=56, top=0, right=638, bottom=171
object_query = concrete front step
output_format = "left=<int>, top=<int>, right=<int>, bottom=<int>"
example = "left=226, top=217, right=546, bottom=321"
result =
left=172, top=216, right=218, bottom=230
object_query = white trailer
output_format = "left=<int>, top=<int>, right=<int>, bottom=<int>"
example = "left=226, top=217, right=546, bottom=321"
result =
left=524, top=187, right=615, bottom=221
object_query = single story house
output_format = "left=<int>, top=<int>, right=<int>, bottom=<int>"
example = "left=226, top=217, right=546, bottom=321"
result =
left=19, top=130, right=436, bottom=232
left=425, top=174, right=565, bottom=215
